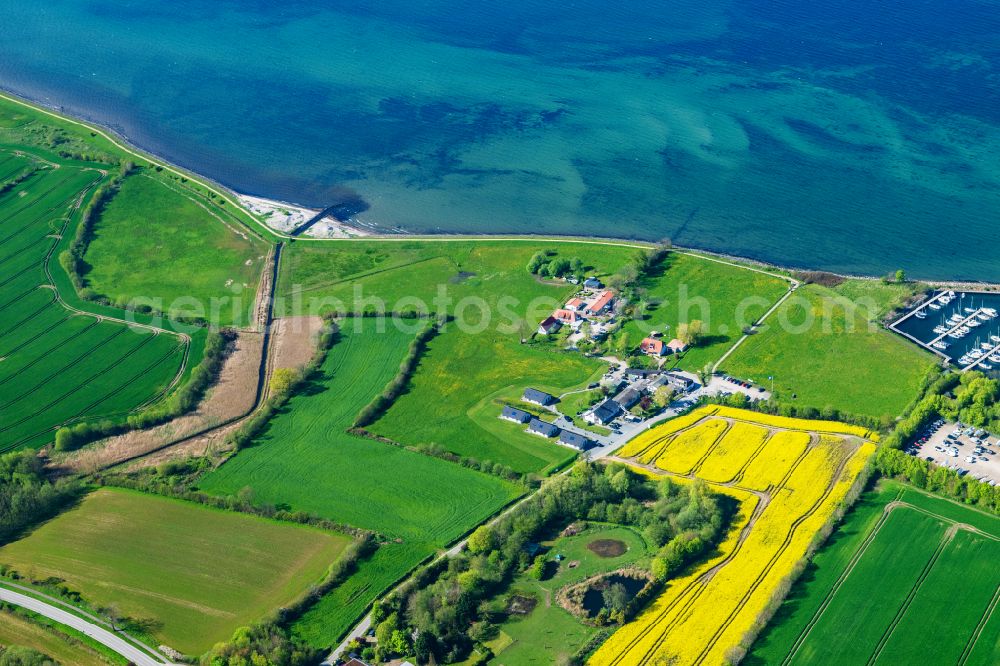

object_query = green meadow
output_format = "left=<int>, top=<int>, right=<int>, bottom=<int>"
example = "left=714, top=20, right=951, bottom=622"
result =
left=279, top=240, right=634, bottom=473
left=291, top=540, right=433, bottom=648
left=615, top=252, right=788, bottom=372
left=722, top=282, right=934, bottom=420
left=0, top=488, right=350, bottom=655
left=199, top=318, right=519, bottom=542
left=492, top=524, right=650, bottom=666
left=84, top=174, right=266, bottom=326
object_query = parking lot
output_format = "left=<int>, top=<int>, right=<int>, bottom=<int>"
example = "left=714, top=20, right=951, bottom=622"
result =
left=910, top=419, right=1000, bottom=485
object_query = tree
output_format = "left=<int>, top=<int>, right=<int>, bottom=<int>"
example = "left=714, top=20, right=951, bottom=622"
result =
left=54, top=427, right=75, bottom=452
left=375, top=613, right=400, bottom=655
left=895, top=268, right=906, bottom=283
left=677, top=320, right=704, bottom=347
left=0, top=647, right=53, bottom=666
left=653, top=385, right=676, bottom=408
left=414, top=632, right=438, bottom=664
left=571, top=257, right=585, bottom=275
left=609, top=263, right=640, bottom=292
left=550, top=258, right=572, bottom=278
left=269, top=367, right=298, bottom=396
left=466, top=525, right=496, bottom=554
left=390, top=628, right=412, bottom=655
left=526, top=252, right=546, bottom=274
left=528, top=555, right=547, bottom=580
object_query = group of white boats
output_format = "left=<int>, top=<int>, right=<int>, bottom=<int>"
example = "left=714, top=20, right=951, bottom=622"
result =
left=913, top=292, right=1000, bottom=368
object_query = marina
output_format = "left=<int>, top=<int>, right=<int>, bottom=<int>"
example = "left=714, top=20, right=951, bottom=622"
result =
left=891, top=290, right=1000, bottom=371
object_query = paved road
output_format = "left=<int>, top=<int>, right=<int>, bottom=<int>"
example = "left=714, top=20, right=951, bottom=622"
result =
left=0, top=586, right=170, bottom=666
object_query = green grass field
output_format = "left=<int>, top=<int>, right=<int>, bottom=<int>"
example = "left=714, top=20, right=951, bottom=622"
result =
left=198, top=318, right=522, bottom=647
left=84, top=174, right=265, bottom=326
left=616, top=252, right=788, bottom=372
left=278, top=240, right=635, bottom=473
left=291, top=540, right=433, bottom=647
left=493, top=524, right=650, bottom=665
left=748, top=480, right=1000, bottom=665
left=0, top=488, right=350, bottom=655
left=721, top=282, right=934, bottom=420
left=199, top=318, right=520, bottom=542
left=0, top=148, right=188, bottom=451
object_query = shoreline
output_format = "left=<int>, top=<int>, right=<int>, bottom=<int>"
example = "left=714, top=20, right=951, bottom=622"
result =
left=2, top=86, right=999, bottom=290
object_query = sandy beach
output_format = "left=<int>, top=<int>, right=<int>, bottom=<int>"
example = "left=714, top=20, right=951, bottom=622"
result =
left=237, top=193, right=370, bottom=238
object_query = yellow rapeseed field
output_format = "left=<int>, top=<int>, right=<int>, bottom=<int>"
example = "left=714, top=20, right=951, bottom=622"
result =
left=696, top=421, right=769, bottom=483
left=637, top=437, right=672, bottom=465
left=655, top=418, right=728, bottom=475
left=712, top=405, right=878, bottom=440
left=618, top=406, right=719, bottom=458
left=594, top=411, right=877, bottom=666
left=740, top=430, right=812, bottom=491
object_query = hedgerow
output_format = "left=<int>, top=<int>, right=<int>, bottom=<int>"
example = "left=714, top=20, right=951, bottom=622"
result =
left=226, top=323, right=336, bottom=450
left=352, top=316, right=447, bottom=428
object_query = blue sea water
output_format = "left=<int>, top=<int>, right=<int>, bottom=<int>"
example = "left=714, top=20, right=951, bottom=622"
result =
left=1, top=0, right=999, bottom=279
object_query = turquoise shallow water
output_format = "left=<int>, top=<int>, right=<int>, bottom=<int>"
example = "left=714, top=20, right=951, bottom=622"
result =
left=1, top=0, right=998, bottom=279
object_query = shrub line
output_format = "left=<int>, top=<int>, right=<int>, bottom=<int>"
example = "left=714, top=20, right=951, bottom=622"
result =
left=352, top=315, right=449, bottom=429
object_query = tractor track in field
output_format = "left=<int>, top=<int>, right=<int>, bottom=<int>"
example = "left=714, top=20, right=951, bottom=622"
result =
left=727, top=428, right=782, bottom=486
left=0, top=182, right=84, bottom=244
left=0, top=292, right=58, bottom=337
left=0, top=282, right=45, bottom=311
left=0, top=168, right=78, bottom=225
left=865, top=523, right=958, bottom=665
left=0, top=312, right=72, bottom=358
left=689, top=440, right=859, bottom=666
left=600, top=440, right=816, bottom=666
left=0, top=326, right=127, bottom=407
left=17, top=165, right=197, bottom=442
left=0, top=234, right=49, bottom=271
left=2, top=334, right=188, bottom=453
left=960, top=582, right=1000, bottom=665
left=40, top=171, right=191, bottom=340
left=780, top=489, right=905, bottom=665
left=0, top=316, right=101, bottom=387
left=0, top=260, right=46, bottom=290
left=783, top=495, right=1000, bottom=665
left=604, top=436, right=860, bottom=666
left=0, top=330, right=158, bottom=435
left=685, top=420, right=733, bottom=476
